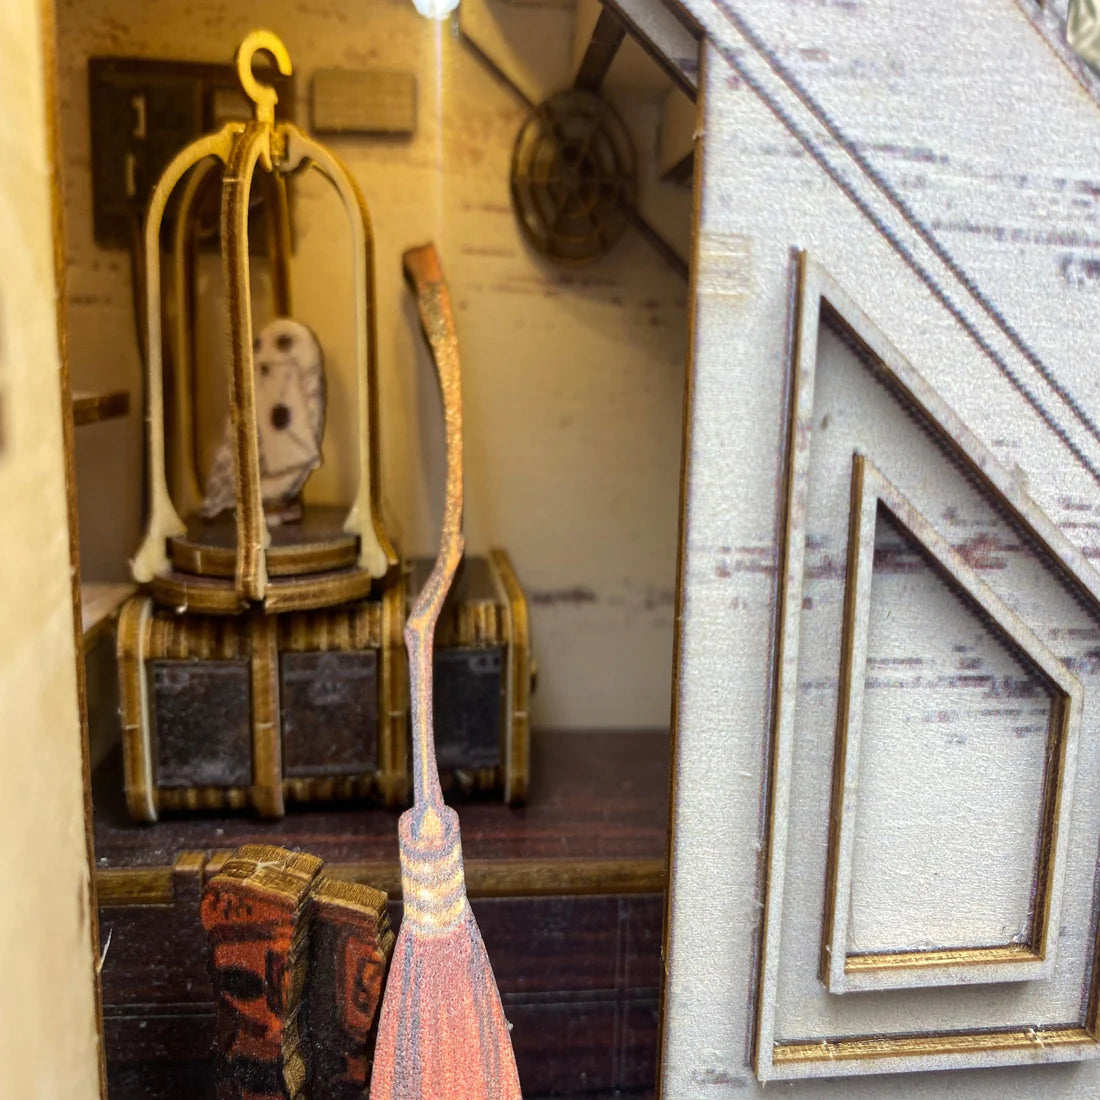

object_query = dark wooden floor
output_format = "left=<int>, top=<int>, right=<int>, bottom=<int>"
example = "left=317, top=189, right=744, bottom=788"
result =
left=94, top=729, right=671, bottom=1098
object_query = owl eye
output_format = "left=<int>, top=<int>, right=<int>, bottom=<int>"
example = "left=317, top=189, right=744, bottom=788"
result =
left=276, top=333, right=294, bottom=352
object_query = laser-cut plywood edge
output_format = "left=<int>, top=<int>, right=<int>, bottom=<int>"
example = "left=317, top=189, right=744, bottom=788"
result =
left=821, top=453, right=1082, bottom=995
left=131, top=126, right=239, bottom=586
left=753, top=251, right=1100, bottom=1082
left=488, top=547, right=532, bottom=805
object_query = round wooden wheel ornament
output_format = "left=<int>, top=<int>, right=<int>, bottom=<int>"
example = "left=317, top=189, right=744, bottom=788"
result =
left=510, top=90, right=636, bottom=265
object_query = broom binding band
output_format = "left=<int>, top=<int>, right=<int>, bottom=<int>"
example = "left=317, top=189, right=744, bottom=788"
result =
left=399, top=806, right=469, bottom=935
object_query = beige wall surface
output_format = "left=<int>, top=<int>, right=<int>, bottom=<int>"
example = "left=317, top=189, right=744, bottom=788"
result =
left=57, top=0, right=689, bottom=729
left=0, top=3, right=101, bottom=1096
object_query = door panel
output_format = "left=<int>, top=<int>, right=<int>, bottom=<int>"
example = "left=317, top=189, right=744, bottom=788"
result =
left=756, top=257, right=1100, bottom=1079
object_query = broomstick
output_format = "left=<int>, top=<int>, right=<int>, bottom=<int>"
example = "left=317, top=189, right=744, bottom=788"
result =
left=369, top=245, right=522, bottom=1100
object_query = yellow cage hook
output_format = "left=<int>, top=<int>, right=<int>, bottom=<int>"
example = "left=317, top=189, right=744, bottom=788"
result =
left=235, top=30, right=293, bottom=125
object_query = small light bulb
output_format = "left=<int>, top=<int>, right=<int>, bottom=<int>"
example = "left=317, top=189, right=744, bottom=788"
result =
left=410, top=0, right=459, bottom=18
left=1068, top=0, right=1100, bottom=71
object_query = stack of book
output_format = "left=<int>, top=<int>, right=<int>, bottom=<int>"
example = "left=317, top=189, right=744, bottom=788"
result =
left=200, top=844, right=393, bottom=1099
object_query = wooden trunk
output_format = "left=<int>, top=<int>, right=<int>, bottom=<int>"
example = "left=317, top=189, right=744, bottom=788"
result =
left=116, top=551, right=531, bottom=820
left=117, top=581, right=406, bottom=820
left=415, top=549, right=531, bottom=804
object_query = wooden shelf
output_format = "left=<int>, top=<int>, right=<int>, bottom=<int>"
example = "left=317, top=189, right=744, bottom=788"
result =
left=72, top=389, right=130, bottom=426
left=94, top=728, right=669, bottom=883
left=80, top=581, right=135, bottom=650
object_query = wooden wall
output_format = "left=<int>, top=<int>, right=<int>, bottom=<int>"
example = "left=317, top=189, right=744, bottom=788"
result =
left=0, top=2, right=101, bottom=1095
left=55, top=0, right=690, bottom=730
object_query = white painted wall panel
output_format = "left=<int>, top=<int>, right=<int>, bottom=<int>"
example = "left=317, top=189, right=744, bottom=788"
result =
left=663, top=14, right=1100, bottom=1090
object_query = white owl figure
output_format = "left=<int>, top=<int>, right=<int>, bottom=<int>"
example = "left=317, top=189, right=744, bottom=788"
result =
left=201, top=318, right=326, bottom=524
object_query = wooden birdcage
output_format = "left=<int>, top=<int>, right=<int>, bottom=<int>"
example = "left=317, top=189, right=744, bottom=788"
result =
left=130, top=30, right=395, bottom=613
left=118, top=31, right=406, bottom=821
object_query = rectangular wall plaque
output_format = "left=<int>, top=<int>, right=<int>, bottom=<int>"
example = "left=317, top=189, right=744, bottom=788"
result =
left=310, top=69, right=417, bottom=135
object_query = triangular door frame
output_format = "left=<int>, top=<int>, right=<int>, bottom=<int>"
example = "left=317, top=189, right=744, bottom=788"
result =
left=754, top=251, right=1100, bottom=1080
left=821, top=452, right=1081, bottom=995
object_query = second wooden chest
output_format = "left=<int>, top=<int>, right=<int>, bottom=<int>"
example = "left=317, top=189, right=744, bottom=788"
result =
left=117, top=549, right=531, bottom=820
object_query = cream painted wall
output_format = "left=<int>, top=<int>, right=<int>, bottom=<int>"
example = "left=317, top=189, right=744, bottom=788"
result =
left=58, top=0, right=688, bottom=730
left=0, top=3, right=101, bottom=1095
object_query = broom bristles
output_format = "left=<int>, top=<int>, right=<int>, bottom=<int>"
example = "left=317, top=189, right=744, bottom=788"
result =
left=370, top=808, right=521, bottom=1099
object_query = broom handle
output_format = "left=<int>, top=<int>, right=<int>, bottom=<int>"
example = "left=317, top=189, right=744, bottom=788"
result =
left=402, top=244, right=465, bottom=811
